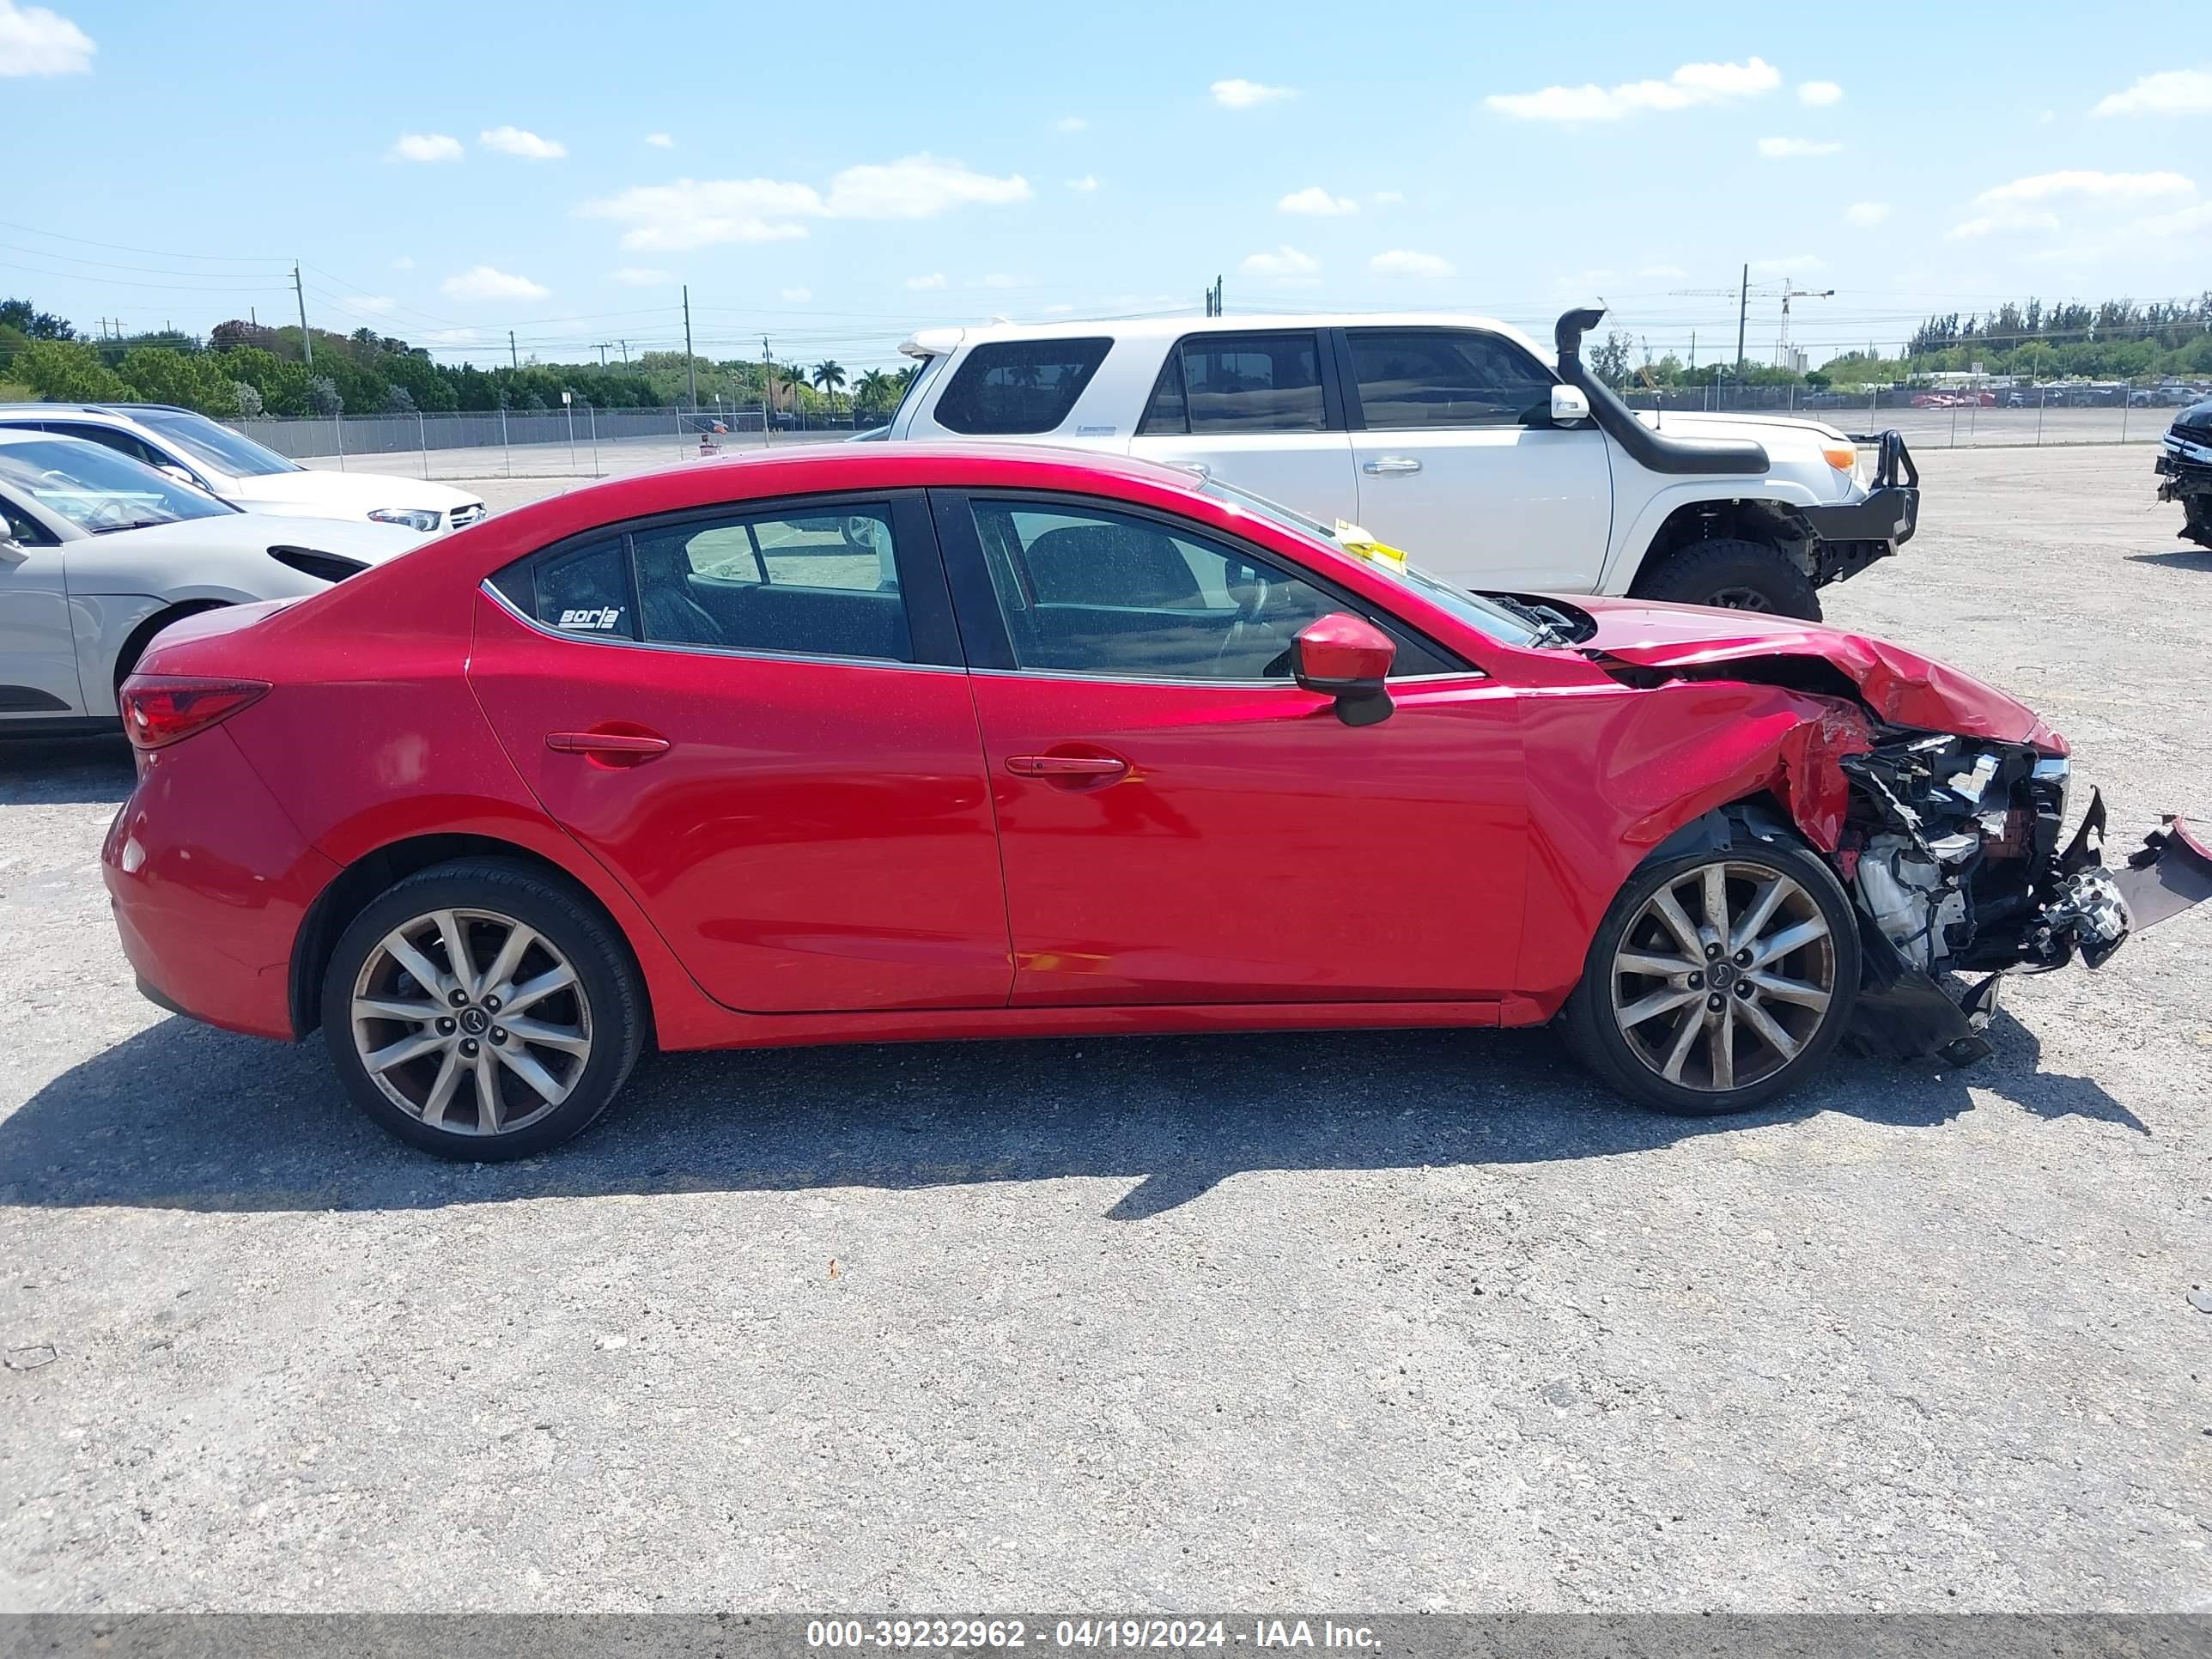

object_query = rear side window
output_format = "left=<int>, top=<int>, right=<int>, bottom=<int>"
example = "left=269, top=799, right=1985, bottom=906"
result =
left=629, top=506, right=911, bottom=662
left=933, top=338, right=1111, bottom=434
left=1139, top=331, right=1326, bottom=434
left=494, top=537, right=635, bottom=638
left=1345, top=329, right=1555, bottom=428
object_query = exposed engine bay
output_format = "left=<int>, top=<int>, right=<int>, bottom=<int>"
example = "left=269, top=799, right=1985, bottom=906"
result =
left=1835, top=732, right=2212, bottom=1065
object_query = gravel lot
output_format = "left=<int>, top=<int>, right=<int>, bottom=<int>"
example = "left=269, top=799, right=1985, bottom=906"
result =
left=2, top=444, right=2208, bottom=1613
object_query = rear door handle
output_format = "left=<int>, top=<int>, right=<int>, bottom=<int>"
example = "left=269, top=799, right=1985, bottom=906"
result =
left=547, top=729, right=672, bottom=766
left=1007, top=754, right=1128, bottom=780
left=1362, top=456, right=1423, bottom=475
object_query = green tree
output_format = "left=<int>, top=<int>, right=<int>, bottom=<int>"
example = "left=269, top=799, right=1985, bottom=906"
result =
left=117, top=346, right=242, bottom=415
left=811, top=359, right=847, bottom=408
left=15, top=338, right=132, bottom=402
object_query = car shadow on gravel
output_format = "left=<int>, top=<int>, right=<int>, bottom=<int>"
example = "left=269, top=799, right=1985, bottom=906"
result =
left=0, top=1003, right=2142, bottom=1218
left=0, top=733, right=135, bottom=806
left=2124, top=548, right=2212, bottom=571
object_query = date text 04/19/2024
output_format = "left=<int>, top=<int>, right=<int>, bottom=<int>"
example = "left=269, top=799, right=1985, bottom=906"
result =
left=805, top=1621, right=1382, bottom=1651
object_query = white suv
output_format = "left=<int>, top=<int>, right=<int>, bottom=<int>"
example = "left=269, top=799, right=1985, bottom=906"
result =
left=877, top=307, right=1917, bottom=619
left=0, top=404, right=485, bottom=533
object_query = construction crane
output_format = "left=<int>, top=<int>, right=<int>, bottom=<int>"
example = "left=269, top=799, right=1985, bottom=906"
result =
left=1669, top=268, right=1834, bottom=373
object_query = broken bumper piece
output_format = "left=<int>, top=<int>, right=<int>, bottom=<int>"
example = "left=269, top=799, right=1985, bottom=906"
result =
left=1846, top=813, right=2211, bottom=1066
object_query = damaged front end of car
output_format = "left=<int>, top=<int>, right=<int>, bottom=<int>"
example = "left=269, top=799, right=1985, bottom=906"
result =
left=1834, top=732, right=2212, bottom=1065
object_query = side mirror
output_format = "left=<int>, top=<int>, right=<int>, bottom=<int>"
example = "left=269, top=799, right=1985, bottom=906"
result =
left=0, top=536, right=25, bottom=564
left=155, top=464, right=204, bottom=491
left=1549, top=384, right=1591, bottom=425
left=1292, top=612, right=1395, bottom=727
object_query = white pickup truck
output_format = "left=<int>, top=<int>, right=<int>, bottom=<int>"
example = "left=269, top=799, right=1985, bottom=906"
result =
left=872, top=306, right=1919, bottom=619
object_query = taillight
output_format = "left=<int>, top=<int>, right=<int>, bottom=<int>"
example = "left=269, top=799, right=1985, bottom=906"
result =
left=118, top=676, right=270, bottom=750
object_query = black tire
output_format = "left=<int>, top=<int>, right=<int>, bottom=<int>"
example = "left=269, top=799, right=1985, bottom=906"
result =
left=2184, top=495, right=2212, bottom=550
left=1560, top=830, right=1860, bottom=1117
left=1631, top=538, right=1820, bottom=620
left=320, top=858, right=645, bottom=1160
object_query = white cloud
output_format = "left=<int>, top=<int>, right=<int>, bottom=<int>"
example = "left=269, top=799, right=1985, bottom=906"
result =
left=1279, top=185, right=1358, bottom=216
left=580, top=154, right=1029, bottom=251
left=0, top=0, right=92, bottom=75
left=1748, top=254, right=1825, bottom=276
left=1759, top=136, right=1843, bottom=157
left=1066, top=174, right=1099, bottom=191
left=1486, top=57, right=1778, bottom=121
left=645, top=131, right=674, bottom=148
left=1212, top=77, right=1295, bottom=110
left=611, top=266, right=673, bottom=287
left=391, top=255, right=416, bottom=271
left=1639, top=263, right=1688, bottom=278
left=780, top=286, right=811, bottom=301
left=1948, top=211, right=2061, bottom=240
left=441, top=265, right=550, bottom=302
left=976, top=273, right=1020, bottom=289
left=2134, top=200, right=2212, bottom=235
left=346, top=295, right=397, bottom=315
left=1796, top=80, right=1843, bottom=106
left=1370, top=249, right=1455, bottom=278
left=1978, top=167, right=2194, bottom=204
left=422, top=328, right=478, bottom=347
left=1844, top=200, right=1891, bottom=228
left=388, top=132, right=463, bottom=163
left=480, top=125, right=565, bottom=161
left=1371, top=190, right=1404, bottom=204
left=1240, top=245, right=1320, bottom=278
left=1055, top=115, right=1087, bottom=131
left=2094, top=70, right=2212, bottom=116
left=906, top=272, right=947, bottom=290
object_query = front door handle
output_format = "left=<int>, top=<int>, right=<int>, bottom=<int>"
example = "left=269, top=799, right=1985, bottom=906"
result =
left=547, top=728, right=672, bottom=767
left=1007, top=753, right=1128, bottom=781
left=1362, top=456, right=1423, bottom=476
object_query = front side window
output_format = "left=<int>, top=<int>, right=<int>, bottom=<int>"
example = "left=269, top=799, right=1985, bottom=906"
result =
left=969, top=499, right=1423, bottom=681
left=933, top=338, right=1111, bottom=435
left=1345, top=328, right=1555, bottom=428
left=47, top=422, right=170, bottom=470
left=1140, top=331, right=1327, bottom=435
left=0, top=440, right=236, bottom=532
left=0, top=490, right=55, bottom=545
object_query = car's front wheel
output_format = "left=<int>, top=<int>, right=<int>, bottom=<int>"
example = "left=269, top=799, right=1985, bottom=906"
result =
left=1631, top=538, right=1820, bottom=619
left=320, top=859, right=646, bottom=1159
left=1562, top=833, right=1859, bottom=1116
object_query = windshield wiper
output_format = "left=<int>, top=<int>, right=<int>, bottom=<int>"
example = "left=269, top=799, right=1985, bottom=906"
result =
left=1483, top=592, right=1570, bottom=647
left=88, top=518, right=178, bottom=534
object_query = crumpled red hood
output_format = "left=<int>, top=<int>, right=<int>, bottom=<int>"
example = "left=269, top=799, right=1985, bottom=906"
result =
left=1569, top=596, right=2062, bottom=750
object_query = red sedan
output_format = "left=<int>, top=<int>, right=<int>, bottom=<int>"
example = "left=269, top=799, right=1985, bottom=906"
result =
left=101, top=445, right=2209, bottom=1158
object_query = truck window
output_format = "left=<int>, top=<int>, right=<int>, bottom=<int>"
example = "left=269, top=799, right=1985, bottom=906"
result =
left=1345, top=329, right=1555, bottom=428
left=933, top=338, right=1112, bottom=434
left=1139, top=331, right=1326, bottom=435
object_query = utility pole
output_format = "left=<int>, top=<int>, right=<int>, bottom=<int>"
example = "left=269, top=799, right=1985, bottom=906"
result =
left=1734, top=262, right=1748, bottom=379
left=682, top=285, right=698, bottom=412
left=762, top=334, right=772, bottom=447
left=594, top=343, right=611, bottom=369
left=618, top=339, right=629, bottom=366
left=1204, top=274, right=1223, bottom=316
left=293, top=262, right=313, bottom=367
left=508, top=331, right=519, bottom=369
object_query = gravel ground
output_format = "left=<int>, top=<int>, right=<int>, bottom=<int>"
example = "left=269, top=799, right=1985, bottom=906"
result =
left=1, top=444, right=2208, bottom=1613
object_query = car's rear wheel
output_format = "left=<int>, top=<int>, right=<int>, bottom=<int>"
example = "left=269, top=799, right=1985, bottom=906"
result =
left=1632, top=538, right=1820, bottom=620
left=1562, top=834, right=1859, bottom=1116
left=320, top=859, right=644, bottom=1159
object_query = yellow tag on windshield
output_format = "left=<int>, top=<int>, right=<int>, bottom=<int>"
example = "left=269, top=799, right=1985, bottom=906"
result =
left=1334, top=520, right=1408, bottom=571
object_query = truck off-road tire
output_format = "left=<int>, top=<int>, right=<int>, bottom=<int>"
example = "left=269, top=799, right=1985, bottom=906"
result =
left=1631, top=538, right=1821, bottom=620
left=1560, top=830, right=1860, bottom=1118
left=321, top=858, right=647, bottom=1160
left=2184, top=495, right=2212, bottom=550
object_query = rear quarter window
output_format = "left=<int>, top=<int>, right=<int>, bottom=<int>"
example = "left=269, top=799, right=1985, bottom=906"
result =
left=933, top=338, right=1112, bottom=435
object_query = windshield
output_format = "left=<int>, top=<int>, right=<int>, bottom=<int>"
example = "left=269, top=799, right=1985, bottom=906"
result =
left=136, top=410, right=301, bottom=477
left=1198, top=476, right=1551, bottom=648
left=0, top=439, right=239, bottom=532
left=888, top=354, right=945, bottom=433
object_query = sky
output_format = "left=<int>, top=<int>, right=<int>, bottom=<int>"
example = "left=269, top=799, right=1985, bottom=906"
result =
left=4, top=0, right=2209, bottom=375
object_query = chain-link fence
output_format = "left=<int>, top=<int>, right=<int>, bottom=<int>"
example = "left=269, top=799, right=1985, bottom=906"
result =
left=233, top=386, right=2185, bottom=483
left=238, top=405, right=871, bottom=482
left=1620, top=383, right=2186, bottom=450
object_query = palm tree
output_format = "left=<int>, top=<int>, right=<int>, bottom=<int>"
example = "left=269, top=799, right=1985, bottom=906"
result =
left=811, top=360, right=848, bottom=410
left=773, top=363, right=807, bottom=412
left=854, top=368, right=892, bottom=417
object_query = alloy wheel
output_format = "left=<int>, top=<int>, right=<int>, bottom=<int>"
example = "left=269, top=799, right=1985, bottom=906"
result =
left=349, top=907, right=593, bottom=1136
left=1708, top=586, right=1776, bottom=612
left=1608, top=860, right=1837, bottom=1093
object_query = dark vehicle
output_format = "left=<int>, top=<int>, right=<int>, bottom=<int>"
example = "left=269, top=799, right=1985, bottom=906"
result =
left=2154, top=398, right=2212, bottom=550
